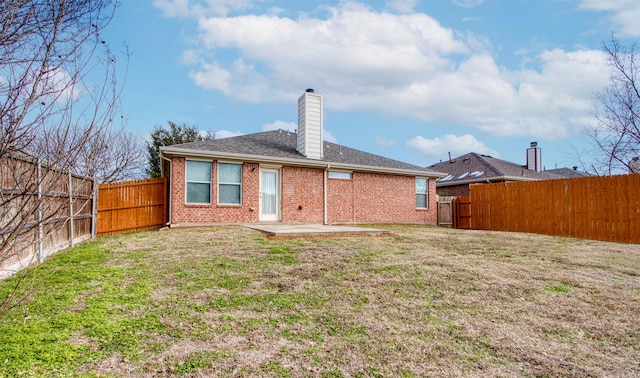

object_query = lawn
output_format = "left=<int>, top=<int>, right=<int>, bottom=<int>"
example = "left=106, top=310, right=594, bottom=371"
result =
left=0, top=225, right=639, bottom=377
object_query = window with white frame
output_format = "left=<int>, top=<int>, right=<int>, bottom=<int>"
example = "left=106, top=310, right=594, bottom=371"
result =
left=416, top=177, right=428, bottom=208
left=218, top=162, right=242, bottom=204
left=186, top=160, right=212, bottom=204
left=328, top=170, right=352, bottom=179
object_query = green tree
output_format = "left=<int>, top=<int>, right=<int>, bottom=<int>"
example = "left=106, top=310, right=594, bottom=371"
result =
left=146, top=122, right=214, bottom=178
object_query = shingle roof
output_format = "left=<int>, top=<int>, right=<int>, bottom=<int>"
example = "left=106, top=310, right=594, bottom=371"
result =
left=162, top=130, right=442, bottom=176
left=427, top=152, right=560, bottom=185
left=544, top=167, right=591, bottom=178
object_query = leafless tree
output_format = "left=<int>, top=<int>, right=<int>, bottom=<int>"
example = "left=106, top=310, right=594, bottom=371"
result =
left=0, top=0, right=133, bottom=317
left=585, top=36, right=640, bottom=175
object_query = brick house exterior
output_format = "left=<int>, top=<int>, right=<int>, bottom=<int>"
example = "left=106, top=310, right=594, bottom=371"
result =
left=160, top=90, right=443, bottom=226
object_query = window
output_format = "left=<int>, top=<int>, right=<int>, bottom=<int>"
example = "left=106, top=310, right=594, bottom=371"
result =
left=416, top=178, right=428, bottom=208
left=218, top=163, right=242, bottom=204
left=186, top=160, right=211, bottom=204
left=328, top=170, right=352, bottom=179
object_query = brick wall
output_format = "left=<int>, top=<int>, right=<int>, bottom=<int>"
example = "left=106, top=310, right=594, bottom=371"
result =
left=281, top=166, right=324, bottom=222
left=436, top=184, right=470, bottom=197
left=170, top=157, right=437, bottom=225
left=327, top=172, right=437, bottom=223
left=171, top=158, right=260, bottom=224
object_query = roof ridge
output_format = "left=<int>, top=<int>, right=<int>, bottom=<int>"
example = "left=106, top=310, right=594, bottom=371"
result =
left=469, top=152, right=504, bottom=176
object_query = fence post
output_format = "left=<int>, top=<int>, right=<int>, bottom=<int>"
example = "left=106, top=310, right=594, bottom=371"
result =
left=37, top=159, right=43, bottom=263
left=91, top=177, right=98, bottom=240
left=68, top=171, right=74, bottom=247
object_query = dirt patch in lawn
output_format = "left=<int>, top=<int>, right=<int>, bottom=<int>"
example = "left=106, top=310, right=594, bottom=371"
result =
left=3, top=225, right=639, bottom=377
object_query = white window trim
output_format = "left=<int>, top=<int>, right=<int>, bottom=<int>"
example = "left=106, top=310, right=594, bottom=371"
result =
left=416, top=177, right=429, bottom=209
left=217, top=161, right=243, bottom=205
left=328, top=170, right=353, bottom=180
left=185, top=159, right=212, bottom=205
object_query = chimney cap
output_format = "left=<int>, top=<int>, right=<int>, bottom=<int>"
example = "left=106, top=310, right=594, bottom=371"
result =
left=305, top=88, right=315, bottom=93
left=530, top=141, right=538, bottom=148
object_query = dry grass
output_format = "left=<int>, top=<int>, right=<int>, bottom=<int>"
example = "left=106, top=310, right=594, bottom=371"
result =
left=3, top=225, right=640, bottom=377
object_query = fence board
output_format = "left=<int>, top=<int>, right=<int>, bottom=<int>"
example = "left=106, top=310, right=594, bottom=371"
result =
left=470, top=175, right=640, bottom=243
left=97, top=178, right=167, bottom=236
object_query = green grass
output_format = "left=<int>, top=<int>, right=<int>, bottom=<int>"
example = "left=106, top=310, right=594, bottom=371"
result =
left=1, top=225, right=639, bottom=377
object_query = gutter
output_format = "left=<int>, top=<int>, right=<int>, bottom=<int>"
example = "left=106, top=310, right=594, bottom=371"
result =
left=160, top=154, right=172, bottom=226
left=160, top=145, right=445, bottom=178
left=436, top=175, right=542, bottom=187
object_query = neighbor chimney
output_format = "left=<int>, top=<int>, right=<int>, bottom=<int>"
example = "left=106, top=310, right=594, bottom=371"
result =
left=526, top=141, right=541, bottom=172
left=297, top=89, right=323, bottom=160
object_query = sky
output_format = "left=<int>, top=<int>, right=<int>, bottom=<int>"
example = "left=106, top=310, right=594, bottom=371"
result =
left=101, top=0, right=640, bottom=170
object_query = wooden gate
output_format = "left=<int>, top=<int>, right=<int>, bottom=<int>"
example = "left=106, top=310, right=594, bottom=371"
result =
left=437, top=195, right=471, bottom=229
left=453, top=195, right=472, bottom=229
left=437, top=196, right=454, bottom=227
left=97, top=178, right=167, bottom=236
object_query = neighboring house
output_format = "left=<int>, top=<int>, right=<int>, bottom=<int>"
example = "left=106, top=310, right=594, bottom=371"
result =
left=544, top=167, right=592, bottom=179
left=159, top=89, right=444, bottom=226
left=427, top=148, right=588, bottom=197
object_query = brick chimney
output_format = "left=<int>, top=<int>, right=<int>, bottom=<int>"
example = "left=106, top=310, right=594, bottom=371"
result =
left=297, top=89, right=323, bottom=160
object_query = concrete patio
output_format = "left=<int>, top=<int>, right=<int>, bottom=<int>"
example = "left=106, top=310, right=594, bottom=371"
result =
left=244, top=224, right=392, bottom=239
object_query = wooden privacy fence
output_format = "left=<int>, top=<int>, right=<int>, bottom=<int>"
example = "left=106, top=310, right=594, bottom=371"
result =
left=1, top=155, right=95, bottom=279
left=97, top=178, right=167, bottom=237
left=470, top=174, right=640, bottom=243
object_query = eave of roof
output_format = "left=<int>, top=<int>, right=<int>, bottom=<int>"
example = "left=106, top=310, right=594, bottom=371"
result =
left=435, top=175, right=543, bottom=187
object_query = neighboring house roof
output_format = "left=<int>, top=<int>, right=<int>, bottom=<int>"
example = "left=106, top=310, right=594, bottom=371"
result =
left=544, top=167, right=591, bottom=178
left=161, top=130, right=444, bottom=178
left=427, top=152, right=561, bottom=187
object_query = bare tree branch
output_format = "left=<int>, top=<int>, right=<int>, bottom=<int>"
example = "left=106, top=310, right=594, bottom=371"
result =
left=0, top=0, right=145, bottom=318
left=586, top=35, right=640, bottom=175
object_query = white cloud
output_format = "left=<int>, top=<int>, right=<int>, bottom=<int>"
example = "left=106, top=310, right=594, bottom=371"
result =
left=406, top=134, right=499, bottom=159
left=154, top=0, right=191, bottom=18
left=39, top=67, right=82, bottom=103
left=189, top=3, right=467, bottom=104
left=375, top=136, right=397, bottom=147
left=323, top=129, right=338, bottom=143
left=154, top=0, right=253, bottom=17
left=386, top=0, right=418, bottom=14
left=167, top=2, right=609, bottom=141
left=262, top=120, right=296, bottom=132
left=215, top=129, right=244, bottom=138
left=262, top=120, right=337, bottom=143
left=452, top=0, right=485, bottom=9
left=579, top=0, right=640, bottom=37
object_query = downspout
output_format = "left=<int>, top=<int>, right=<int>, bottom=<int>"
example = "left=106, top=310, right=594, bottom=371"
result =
left=161, top=155, right=172, bottom=226
left=324, top=164, right=330, bottom=225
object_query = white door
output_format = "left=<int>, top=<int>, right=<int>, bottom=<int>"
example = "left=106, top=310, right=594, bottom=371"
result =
left=260, top=168, right=280, bottom=221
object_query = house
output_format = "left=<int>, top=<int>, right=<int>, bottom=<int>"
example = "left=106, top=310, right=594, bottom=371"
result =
left=427, top=145, right=589, bottom=196
left=159, top=89, right=445, bottom=226
left=544, top=167, right=592, bottom=179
